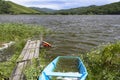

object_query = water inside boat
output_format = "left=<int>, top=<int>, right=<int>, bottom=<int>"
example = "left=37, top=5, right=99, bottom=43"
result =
left=52, top=57, right=79, bottom=80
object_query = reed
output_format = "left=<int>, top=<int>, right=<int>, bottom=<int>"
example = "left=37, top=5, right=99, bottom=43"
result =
left=0, top=23, right=48, bottom=42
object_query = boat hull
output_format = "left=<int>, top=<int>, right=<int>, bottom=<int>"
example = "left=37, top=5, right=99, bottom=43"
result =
left=39, top=56, right=88, bottom=80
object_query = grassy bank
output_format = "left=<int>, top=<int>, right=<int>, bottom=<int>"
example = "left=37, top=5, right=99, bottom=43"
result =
left=0, top=23, right=49, bottom=80
left=80, top=42, right=120, bottom=80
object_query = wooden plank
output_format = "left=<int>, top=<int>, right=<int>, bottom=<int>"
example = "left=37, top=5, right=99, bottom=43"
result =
left=34, top=40, right=41, bottom=58
left=17, top=40, right=30, bottom=61
left=28, top=41, right=36, bottom=59
left=11, top=62, right=24, bottom=80
left=22, top=41, right=33, bottom=61
left=10, top=40, right=42, bottom=80
left=13, top=63, right=24, bottom=80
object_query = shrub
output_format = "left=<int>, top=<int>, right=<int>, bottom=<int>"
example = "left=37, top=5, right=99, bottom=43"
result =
left=80, top=42, right=120, bottom=80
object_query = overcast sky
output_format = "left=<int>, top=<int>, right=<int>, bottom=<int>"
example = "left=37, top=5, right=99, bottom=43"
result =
left=8, top=0, right=120, bottom=10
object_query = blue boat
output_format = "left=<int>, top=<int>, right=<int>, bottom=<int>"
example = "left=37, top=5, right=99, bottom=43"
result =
left=39, top=56, right=88, bottom=80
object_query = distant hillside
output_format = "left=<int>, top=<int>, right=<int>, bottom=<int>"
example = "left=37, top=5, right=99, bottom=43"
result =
left=30, top=7, right=56, bottom=13
left=54, top=2, right=120, bottom=15
left=0, top=1, right=41, bottom=14
left=7, top=1, right=42, bottom=14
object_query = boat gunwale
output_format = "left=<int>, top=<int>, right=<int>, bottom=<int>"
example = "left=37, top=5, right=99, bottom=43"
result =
left=39, top=56, right=88, bottom=80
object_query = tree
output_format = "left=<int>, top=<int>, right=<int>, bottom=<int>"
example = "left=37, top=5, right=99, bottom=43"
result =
left=0, top=0, right=11, bottom=14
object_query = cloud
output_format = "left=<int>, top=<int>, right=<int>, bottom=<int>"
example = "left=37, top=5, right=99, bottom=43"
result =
left=26, top=4, right=62, bottom=10
left=8, top=0, right=120, bottom=10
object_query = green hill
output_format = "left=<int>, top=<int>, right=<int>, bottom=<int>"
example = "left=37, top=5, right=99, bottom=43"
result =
left=7, top=1, right=40, bottom=14
left=0, top=1, right=42, bottom=14
left=54, top=2, right=120, bottom=15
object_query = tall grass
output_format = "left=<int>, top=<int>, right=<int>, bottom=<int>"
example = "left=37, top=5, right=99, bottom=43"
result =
left=0, top=42, right=24, bottom=79
left=0, top=23, right=48, bottom=42
left=80, top=42, right=120, bottom=80
left=0, top=23, right=49, bottom=80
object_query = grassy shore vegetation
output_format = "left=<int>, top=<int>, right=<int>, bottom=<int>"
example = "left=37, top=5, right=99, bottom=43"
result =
left=0, top=23, right=50, bottom=80
left=24, top=49, right=48, bottom=80
left=80, top=42, right=120, bottom=80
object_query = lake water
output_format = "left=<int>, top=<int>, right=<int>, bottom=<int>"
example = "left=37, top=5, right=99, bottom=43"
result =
left=0, top=15, right=120, bottom=61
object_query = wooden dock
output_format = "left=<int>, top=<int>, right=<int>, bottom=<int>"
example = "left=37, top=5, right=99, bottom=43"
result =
left=10, top=40, right=42, bottom=80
